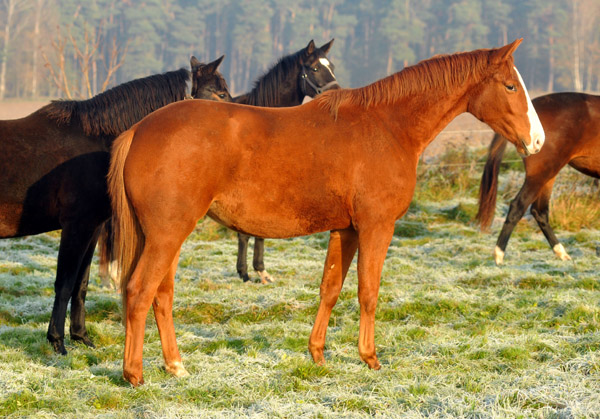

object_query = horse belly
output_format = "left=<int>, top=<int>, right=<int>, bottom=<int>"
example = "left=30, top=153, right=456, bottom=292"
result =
left=0, top=203, right=25, bottom=237
left=569, top=155, right=600, bottom=179
left=206, top=194, right=351, bottom=239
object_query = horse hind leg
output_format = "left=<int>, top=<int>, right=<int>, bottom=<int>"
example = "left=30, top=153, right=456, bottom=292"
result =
left=69, top=225, right=103, bottom=347
left=98, top=221, right=119, bottom=290
left=530, top=178, right=571, bottom=261
left=253, top=237, right=274, bottom=284
left=236, top=233, right=251, bottom=282
left=123, top=238, right=184, bottom=386
left=47, top=223, right=99, bottom=354
left=494, top=180, right=542, bottom=265
left=153, top=249, right=189, bottom=377
left=308, top=229, right=358, bottom=365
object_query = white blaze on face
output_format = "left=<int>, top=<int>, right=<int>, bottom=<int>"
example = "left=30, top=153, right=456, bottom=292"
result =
left=514, top=66, right=545, bottom=153
left=319, top=58, right=336, bottom=79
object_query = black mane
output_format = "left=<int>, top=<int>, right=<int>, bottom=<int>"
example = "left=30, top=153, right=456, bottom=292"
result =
left=41, top=68, right=190, bottom=137
left=239, top=49, right=304, bottom=107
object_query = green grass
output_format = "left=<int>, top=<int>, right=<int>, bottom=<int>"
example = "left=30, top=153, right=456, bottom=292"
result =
left=1, top=148, right=599, bottom=417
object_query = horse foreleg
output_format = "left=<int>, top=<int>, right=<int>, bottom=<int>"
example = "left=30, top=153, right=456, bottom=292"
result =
left=47, top=224, right=98, bottom=354
left=530, top=178, right=570, bottom=261
left=253, top=237, right=273, bottom=283
left=69, top=225, right=102, bottom=347
left=123, top=241, right=182, bottom=387
left=236, top=233, right=251, bottom=282
left=495, top=181, right=540, bottom=265
left=309, top=229, right=358, bottom=365
left=356, top=224, right=394, bottom=370
left=153, top=249, right=188, bottom=378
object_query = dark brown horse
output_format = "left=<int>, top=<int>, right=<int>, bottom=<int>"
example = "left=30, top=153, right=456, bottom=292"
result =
left=476, top=92, right=600, bottom=264
left=232, top=39, right=339, bottom=284
left=0, top=56, right=230, bottom=355
left=108, top=39, right=544, bottom=386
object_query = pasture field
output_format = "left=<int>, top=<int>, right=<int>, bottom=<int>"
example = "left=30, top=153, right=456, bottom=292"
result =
left=1, top=145, right=599, bottom=418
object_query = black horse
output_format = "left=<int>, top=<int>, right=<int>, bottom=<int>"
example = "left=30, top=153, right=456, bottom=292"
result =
left=0, top=56, right=231, bottom=354
left=231, top=39, right=340, bottom=283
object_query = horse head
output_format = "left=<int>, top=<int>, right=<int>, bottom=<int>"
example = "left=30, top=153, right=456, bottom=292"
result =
left=190, top=55, right=232, bottom=102
left=299, top=39, right=340, bottom=100
left=467, top=39, right=545, bottom=156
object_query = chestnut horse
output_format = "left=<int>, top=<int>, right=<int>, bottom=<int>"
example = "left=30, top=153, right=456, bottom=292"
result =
left=476, top=92, right=600, bottom=264
left=233, top=39, right=339, bottom=284
left=108, top=39, right=544, bottom=386
left=0, top=56, right=230, bottom=355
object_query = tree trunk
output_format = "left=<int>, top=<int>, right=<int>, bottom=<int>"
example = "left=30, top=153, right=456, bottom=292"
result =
left=547, top=33, right=554, bottom=92
left=572, top=0, right=582, bottom=91
left=31, top=0, right=44, bottom=97
left=0, top=0, right=16, bottom=100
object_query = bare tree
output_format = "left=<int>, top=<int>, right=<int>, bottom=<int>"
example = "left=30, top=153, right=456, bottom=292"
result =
left=42, top=23, right=127, bottom=99
left=30, top=0, right=45, bottom=97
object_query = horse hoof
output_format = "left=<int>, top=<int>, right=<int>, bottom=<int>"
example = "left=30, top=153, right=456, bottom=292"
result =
left=308, top=345, right=325, bottom=365
left=165, top=361, right=189, bottom=377
left=494, top=246, right=504, bottom=265
left=365, top=358, right=381, bottom=370
left=72, top=335, right=96, bottom=348
left=257, top=270, right=274, bottom=284
left=123, top=373, right=144, bottom=387
left=241, top=273, right=251, bottom=282
left=553, top=244, right=571, bottom=261
left=50, top=340, right=68, bottom=355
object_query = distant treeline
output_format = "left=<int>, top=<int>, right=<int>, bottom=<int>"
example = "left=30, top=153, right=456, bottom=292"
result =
left=0, top=0, right=598, bottom=99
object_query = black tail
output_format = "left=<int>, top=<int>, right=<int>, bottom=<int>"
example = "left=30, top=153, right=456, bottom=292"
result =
left=476, top=134, right=508, bottom=231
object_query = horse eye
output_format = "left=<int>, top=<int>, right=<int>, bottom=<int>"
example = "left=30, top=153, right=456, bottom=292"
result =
left=312, top=67, right=319, bottom=72
left=505, top=84, right=517, bottom=92
left=218, top=93, right=226, bottom=99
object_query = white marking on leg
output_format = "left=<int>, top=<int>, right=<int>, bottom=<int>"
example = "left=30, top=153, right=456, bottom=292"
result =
left=553, top=243, right=571, bottom=261
left=494, top=246, right=505, bottom=265
left=257, top=270, right=274, bottom=284
left=514, top=66, right=545, bottom=154
left=165, top=361, right=189, bottom=377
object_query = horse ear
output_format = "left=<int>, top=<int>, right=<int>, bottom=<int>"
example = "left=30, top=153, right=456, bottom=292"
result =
left=319, top=39, right=334, bottom=55
left=490, top=38, right=523, bottom=64
left=190, top=56, right=202, bottom=73
left=305, top=40, right=316, bottom=56
left=205, top=55, right=225, bottom=74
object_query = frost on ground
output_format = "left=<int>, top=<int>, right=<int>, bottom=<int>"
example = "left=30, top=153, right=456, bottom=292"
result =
left=0, top=177, right=599, bottom=417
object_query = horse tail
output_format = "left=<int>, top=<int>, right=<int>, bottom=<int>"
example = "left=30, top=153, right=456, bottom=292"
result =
left=107, top=127, right=144, bottom=323
left=476, top=133, right=508, bottom=232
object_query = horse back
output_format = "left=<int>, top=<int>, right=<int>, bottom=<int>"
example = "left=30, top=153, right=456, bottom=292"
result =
left=123, top=100, right=417, bottom=238
left=524, top=93, right=600, bottom=177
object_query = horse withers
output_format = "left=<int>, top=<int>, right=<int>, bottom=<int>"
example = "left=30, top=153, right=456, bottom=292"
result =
left=108, top=39, right=544, bottom=386
left=476, top=92, right=600, bottom=264
left=0, top=56, right=230, bottom=355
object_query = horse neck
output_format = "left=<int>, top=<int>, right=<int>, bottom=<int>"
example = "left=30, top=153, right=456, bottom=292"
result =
left=237, top=70, right=303, bottom=107
left=368, top=79, right=474, bottom=157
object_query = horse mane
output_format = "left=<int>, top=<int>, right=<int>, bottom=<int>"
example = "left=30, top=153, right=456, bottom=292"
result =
left=236, top=49, right=304, bottom=107
left=41, top=68, right=190, bottom=137
left=317, top=49, right=494, bottom=118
